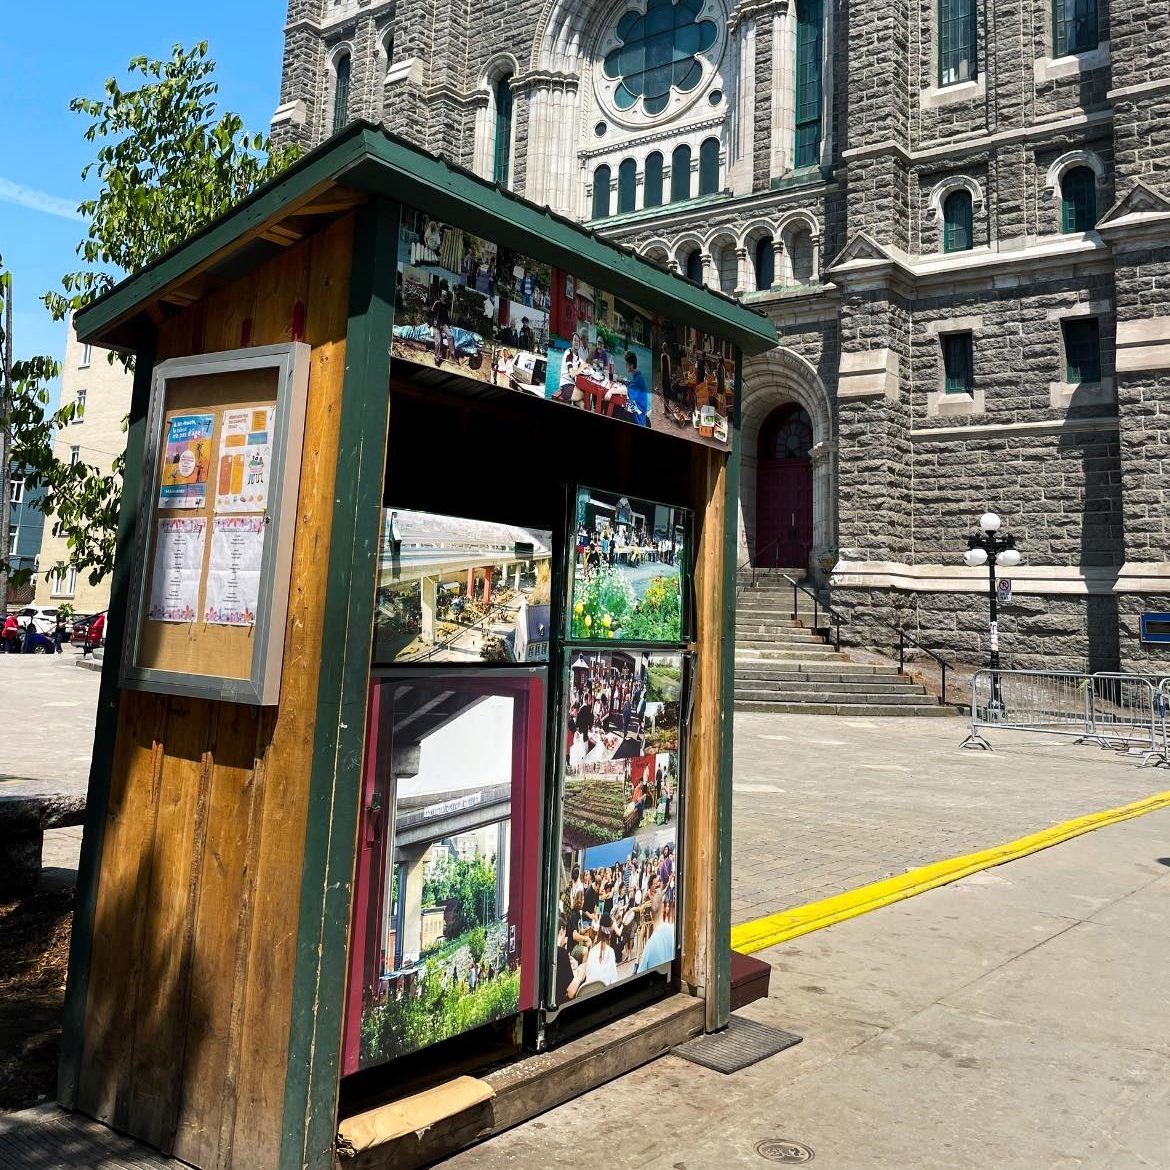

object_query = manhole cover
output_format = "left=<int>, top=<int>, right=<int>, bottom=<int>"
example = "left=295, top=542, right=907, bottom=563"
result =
left=755, top=1138, right=815, bottom=1163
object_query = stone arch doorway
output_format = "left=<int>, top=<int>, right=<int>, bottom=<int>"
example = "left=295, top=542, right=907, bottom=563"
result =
left=755, top=403, right=814, bottom=568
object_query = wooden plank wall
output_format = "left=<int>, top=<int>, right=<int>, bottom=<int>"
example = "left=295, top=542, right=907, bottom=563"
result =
left=77, top=212, right=355, bottom=1170
left=682, top=444, right=729, bottom=1028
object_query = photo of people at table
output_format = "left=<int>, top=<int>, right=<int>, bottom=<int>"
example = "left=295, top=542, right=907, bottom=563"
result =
left=571, top=489, right=686, bottom=643
left=553, top=829, right=679, bottom=1006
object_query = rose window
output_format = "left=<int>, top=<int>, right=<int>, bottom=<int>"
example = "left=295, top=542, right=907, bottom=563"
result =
left=602, top=0, right=719, bottom=117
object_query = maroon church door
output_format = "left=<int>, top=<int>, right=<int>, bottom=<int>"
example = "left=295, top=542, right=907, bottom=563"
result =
left=755, top=403, right=814, bottom=569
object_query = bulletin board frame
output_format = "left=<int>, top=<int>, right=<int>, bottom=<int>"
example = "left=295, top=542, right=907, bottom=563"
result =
left=119, top=342, right=311, bottom=704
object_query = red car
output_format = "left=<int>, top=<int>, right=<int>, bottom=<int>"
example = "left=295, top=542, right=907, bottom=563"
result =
left=72, top=611, right=107, bottom=650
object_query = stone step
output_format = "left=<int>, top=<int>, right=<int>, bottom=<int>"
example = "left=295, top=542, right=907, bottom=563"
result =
left=734, top=688, right=936, bottom=705
left=734, top=627, right=827, bottom=641
left=735, top=700, right=958, bottom=717
left=734, top=645, right=837, bottom=655
left=734, top=649, right=851, bottom=663
left=734, top=679, right=929, bottom=696
left=734, top=664, right=904, bottom=679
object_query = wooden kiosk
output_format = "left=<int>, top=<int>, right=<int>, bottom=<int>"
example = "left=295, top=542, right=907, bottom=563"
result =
left=62, top=123, right=777, bottom=1170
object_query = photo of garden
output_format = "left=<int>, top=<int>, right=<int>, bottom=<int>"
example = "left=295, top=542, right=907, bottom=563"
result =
left=373, top=508, right=553, bottom=664
left=355, top=684, right=527, bottom=1069
left=570, top=488, right=687, bottom=644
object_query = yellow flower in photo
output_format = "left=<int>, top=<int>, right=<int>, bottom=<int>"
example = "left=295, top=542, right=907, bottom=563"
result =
left=574, top=601, right=584, bottom=615
left=601, top=614, right=612, bottom=628
left=584, top=614, right=592, bottom=627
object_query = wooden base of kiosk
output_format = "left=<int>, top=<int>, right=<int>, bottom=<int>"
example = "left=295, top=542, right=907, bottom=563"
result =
left=337, top=994, right=703, bottom=1170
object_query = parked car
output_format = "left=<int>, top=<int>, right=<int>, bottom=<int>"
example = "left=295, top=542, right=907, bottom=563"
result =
left=16, top=606, right=60, bottom=636
left=71, top=614, right=97, bottom=646
left=83, top=611, right=107, bottom=652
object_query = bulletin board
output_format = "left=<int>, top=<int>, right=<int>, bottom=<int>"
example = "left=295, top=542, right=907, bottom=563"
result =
left=120, top=343, right=310, bottom=704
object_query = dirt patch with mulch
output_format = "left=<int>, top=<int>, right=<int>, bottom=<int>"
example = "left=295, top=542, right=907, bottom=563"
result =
left=0, top=888, right=73, bottom=1111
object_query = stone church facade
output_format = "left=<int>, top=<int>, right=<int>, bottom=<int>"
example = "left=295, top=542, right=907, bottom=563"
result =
left=273, top=0, right=1170, bottom=672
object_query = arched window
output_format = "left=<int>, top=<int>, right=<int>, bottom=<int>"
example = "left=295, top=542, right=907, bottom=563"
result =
left=754, top=235, right=775, bottom=290
left=684, top=249, right=703, bottom=283
left=671, top=144, right=691, bottom=202
left=332, top=52, right=352, bottom=135
left=698, top=138, right=720, bottom=196
left=1054, top=0, right=1098, bottom=56
left=938, top=0, right=977, bottom=86
left=795, top=0, right=823, bottom=168
left=644, top=152, right=664, bottom=208
left=942, top=189, right=973, bottom=252
left=760, top=403, right=814, bottom=461
left=382, top=29, right=395, bottom=75
left=788, top=229, right=815, bottom=284
left=618, top=158, right=637, bottom=213
left=592, top=165, right=612, bottom=219
left=493, top=75, right=514, bottom=186
left=1061, top=166, right=1097, bottom=233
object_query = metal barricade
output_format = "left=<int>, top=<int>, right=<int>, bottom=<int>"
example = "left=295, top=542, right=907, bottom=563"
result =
left=961, top=669, right=1091, bottom=750
left=1086, top=673, right=1159, bottom=753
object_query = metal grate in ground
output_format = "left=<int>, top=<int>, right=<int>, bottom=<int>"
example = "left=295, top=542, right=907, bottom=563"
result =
left=0, top=1105, right=180, bottom=1169
left=672, top=1014, right=802, bottom=1074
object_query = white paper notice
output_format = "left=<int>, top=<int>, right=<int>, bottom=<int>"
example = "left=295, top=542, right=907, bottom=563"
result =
left=204, top=516, right=265, bottom=626
left=149, top=517, right=206, bottom=622
left=215, top=406, right=275, bottom=513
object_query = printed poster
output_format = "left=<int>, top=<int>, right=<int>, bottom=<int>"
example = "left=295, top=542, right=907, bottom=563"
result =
left=215, top=406, right=275, bottom=513
left=204, top=516, right=265, bottom=626
left=158, top=413, right=214, bottom=509
left=148, top=517, right=206, bottom=622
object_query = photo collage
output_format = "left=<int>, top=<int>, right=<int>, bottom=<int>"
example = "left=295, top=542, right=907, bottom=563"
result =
left=554, top=648, right=684, bottom=1006
left=390, top=203, right=735, bottom=449
left=373, top=508, right=554, bottom=665
left=570, top=488, right=687, bottom=644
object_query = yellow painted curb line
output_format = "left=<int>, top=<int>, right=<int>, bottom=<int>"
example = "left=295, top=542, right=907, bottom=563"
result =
left=731, top=787, right=1170, bottom=956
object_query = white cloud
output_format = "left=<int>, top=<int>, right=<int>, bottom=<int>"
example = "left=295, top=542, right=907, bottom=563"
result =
left=0, top=177, right=81, bottom=221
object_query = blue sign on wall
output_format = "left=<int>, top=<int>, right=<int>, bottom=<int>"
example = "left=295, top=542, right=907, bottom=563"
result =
left=1139, top=613, right=1170, bottom=644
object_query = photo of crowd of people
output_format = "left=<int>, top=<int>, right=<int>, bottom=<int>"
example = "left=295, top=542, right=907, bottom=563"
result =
left=570, top=488, right=687, bottom=644
left=554, top=647, right=684, bottom=1004
left=388, top=203, right=736, bottom=451
left=373, top=508, right=553, bottom=664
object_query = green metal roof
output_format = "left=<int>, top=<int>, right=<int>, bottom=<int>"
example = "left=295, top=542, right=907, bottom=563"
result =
left=74, top=121, right=777, bottom=355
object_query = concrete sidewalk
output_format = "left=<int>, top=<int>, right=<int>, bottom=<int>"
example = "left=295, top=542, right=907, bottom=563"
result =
left=445, top=805, right=1170, bottom=1170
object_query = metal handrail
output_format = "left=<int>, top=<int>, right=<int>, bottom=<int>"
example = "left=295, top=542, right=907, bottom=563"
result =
left=735, top=537, right=783, bottom=595
left=894, top=626, right=951, bottom=707
left=783, top=572, right=845, bottom=651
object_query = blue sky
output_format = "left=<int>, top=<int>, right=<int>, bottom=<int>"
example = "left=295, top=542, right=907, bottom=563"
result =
left=0, top=1, right=286, bottom=383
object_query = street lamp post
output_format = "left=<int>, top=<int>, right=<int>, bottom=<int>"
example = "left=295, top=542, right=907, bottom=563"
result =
left=963, top=512, right=1021, bottom=717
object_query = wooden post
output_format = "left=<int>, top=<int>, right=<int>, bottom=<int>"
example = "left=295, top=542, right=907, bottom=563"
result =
left=280, top=195, right=400, bottom=1170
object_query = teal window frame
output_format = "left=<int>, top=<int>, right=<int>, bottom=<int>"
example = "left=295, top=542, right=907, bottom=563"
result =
left=942, top=332, right=974, bottom=394
left=1063, top=318, right=1102, bottom=384
left=592, top=164, right=612, bottom=219
left=671, top=144, right=692, bottom=202
left=1053, top=0, right=1098, bottom=56
left=1061, top=166, right=1097, bottom=233
left=332, top=54, right=352, bottom=135
left=618, top=158, right=637, bottom=213
left=942, top=189, right=974, bottom=252
left=493, top=75, right=514, bottom=185
left=644, top=151, right=664, bottom=207
left=938, top=0, right=977, bottom=86
left=794, top=0, right=823, bottom=169
left=754, top=236, right=775, bottom=290
left=698, top=137, right=720, bottom=196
